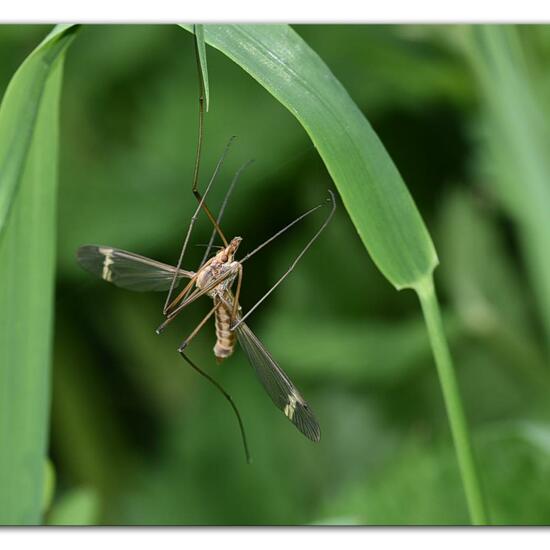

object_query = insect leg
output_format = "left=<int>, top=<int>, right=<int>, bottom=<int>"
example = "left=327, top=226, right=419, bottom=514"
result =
left=190, top=28, right=229, bottom=248
left=192, top=159, right=230, bottom=248
left=177, top=302, right=221, bottom=352
left=163, top=138, right=234, bottom=315
left=179, top=351, right=252, bottom=464
left=231, top=190, right=336, bottom=331
left=199, top=159, right=254, bottom=269
left=157, top=269, right=236, bottom=334
left=165, top=273, right=199, bottom=315
left=231, top=264, right=243, bottom=322
left=239, top=195, right=332, bottom=265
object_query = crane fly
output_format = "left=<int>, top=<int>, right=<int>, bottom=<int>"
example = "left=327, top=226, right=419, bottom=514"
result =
left=77, top=180, right=335, bottom=460
left=76, top=26, right=335, bottom=462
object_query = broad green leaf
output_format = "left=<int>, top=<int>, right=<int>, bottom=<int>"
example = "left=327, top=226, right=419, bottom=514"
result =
left=0, top=24, right=77, bottom=233
left=194, top=24, right=210, bottom=112
left=0, top=25, right=77, bottom=524
left=180, top=24, right=437, bottom=291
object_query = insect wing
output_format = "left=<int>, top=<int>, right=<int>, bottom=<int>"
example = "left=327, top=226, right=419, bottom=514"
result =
left=77, top=245, right=194, bottom=291
left=235, top=321, right=320, bottom=442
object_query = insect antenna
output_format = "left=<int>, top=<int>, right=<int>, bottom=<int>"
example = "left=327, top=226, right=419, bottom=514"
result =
left=231, top=190, right=337, bottom=331
left=179, top=350, right=252, bottom=464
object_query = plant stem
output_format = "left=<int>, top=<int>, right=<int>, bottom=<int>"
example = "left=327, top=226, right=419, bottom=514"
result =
left=417, top=275, right=488, bottom=525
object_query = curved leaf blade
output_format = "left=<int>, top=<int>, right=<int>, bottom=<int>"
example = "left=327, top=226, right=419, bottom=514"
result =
left=180, top=24, right=437, bottom=290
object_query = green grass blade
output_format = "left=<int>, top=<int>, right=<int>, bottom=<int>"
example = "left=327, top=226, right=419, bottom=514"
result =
left=0, top=24, right=77, bottom=234
left=0, top=25, right=77, bottom=525
left=194, top=24, right=210, bottom=112
left=180, top=24, right=437, bottom=290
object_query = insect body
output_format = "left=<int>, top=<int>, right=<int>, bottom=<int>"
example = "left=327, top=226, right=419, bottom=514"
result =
left=77, top=144, right=335, bottom=457
left=195, top=237, right=241, bottom=299
left=213, top=297, right=237, bottom=360
left=77, top=217, right=330, bottom=446
left=195, top=237, right=241, bottom=360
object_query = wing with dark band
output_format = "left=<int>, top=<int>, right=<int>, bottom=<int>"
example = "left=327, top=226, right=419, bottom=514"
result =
left=77, top=245, right=194, bottom=291
left=235, top=321, right=320, bottom=442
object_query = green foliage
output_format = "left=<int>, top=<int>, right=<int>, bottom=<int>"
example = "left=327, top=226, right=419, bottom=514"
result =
left=263, top=309, right=462, bottom=384
left=322, top=424, right=550, bottom=525
left=0, top=25, right=77, bottom=232
left=465, top=26, right=550, bottom=354
left=0, top=25, right=77, bottom=524
left=0, top=24, right=548, bottom=525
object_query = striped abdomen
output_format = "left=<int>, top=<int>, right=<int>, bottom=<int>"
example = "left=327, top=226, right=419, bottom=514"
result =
left=213, top=297, right=236, bottom=361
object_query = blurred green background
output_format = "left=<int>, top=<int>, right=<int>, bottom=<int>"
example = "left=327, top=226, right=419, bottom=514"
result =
left=2, top=24, right=550, bottom=525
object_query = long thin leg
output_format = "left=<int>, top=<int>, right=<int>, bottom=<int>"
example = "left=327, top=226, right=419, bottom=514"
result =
left=157, top=269, right=236, bottom=334
left=199, top=159, right=254, bottom=269
left=231, top=264, right=243, bottom=322
left=179, top=351, right=251, bottom=464
left=169, top=146, right=242, bottom=311
left=193, top=185, right=229, bottom=249
left=239, top=200, right=327, bottom=265
left=158, top=274, right=201, bottom=334
left=165, top=274, right=199, bottom=317
left=190, top=31, right=229, bottom=248
left=165, top=26, right=235, bottom=313
left=177, top=302, right=220, bottom=352
left=171, top=269, right=235, bottom=314
left=164, top=138, right=235, bottom=315
left=231, top=190, right=336, bottom=331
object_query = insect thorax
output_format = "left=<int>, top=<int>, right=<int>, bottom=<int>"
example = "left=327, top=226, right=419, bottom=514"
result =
left=196, top=260, right=240, bottom=297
